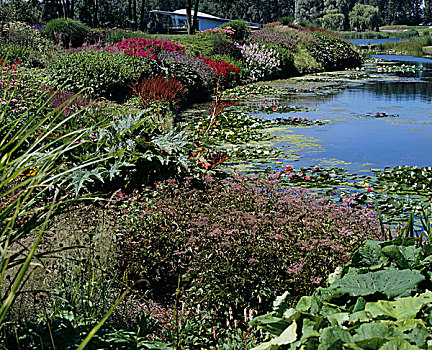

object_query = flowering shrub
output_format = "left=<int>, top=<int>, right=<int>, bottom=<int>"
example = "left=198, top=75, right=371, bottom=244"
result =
left=157, top=51, right=216, bottom=98
left=221, top=20, right=250, bottom=41
left=199, top=27, right=235, bottom=37
left=119, top=173, right=381, bottom=322
left=0, top=21, right=50, bottom=52
left=0, top=60, right=43, bottom=117
left=114, top=37, right=185, bottom=59
left=249, top=28, right=298, bottom=52
left=237, top=43, right=282, bottom=80
left=210, top=42, right=243, bottom=60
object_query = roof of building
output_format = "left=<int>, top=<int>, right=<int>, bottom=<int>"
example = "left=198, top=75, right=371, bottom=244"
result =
left=150, top=9, right=230, bottom=22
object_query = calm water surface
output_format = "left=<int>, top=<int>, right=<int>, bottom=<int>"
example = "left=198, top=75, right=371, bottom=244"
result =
left=260, top=55, right=432, bottom=173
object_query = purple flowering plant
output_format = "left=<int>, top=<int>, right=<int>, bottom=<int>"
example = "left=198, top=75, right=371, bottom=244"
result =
left=119, top=172, right=381, bottom=324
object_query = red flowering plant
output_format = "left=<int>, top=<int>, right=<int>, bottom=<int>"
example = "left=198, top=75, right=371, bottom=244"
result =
left=198, top=56, right=240, bottom=88
left=114, top=37, right=185, bottom=59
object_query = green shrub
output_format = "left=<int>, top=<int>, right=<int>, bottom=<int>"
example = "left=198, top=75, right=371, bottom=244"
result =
left=45, top=50, right=148, bottom=101
left=306, top=32, right=362, bottom=70
left=293, top=47, right=323, bottom=74
left=279, top=15, right=295, bottom=25
left=0, top=44, right=46, bottom=67
left=221, top=20, right=250, bottom=41
left=321, top=10, right=345, bottom=31
left=44, top=18, right=90, bottom=48
left=251, top=236, right=432, bottom=349
left=119, top=173, right=380, bottom=322
left=0, top=21, right=50, bottom=52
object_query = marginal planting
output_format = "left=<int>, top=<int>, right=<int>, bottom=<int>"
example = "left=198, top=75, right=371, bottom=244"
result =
left=119, top=173, right=381, bottom=321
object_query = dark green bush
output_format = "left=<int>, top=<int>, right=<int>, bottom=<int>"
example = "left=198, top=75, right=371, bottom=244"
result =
left=45, top=50, right=148, bottom=101
left=119, top=173, right=380, bottom=320
left=306, top=32, right=362, bottom=70
left=221, top=20, right=250, bottom=41
left=279, top=15, right=294, bottom=25
left=44, top=18, right=90, bottom=48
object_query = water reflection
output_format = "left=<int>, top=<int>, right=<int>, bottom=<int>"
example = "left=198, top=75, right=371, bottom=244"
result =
left=263, top=55, right=432, bottom=173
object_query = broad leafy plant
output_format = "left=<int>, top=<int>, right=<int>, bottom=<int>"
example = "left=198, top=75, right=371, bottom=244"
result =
left=251, top=236, right=432, bottom=349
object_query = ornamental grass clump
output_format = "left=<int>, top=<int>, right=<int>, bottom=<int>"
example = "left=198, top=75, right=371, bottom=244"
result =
left=119, top=173, right=381, bottom=321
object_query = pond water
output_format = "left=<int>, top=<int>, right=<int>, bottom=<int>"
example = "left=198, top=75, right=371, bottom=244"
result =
left=257, top=55, right=432, bottom=174
left=348, top=38, right=411, bottom=46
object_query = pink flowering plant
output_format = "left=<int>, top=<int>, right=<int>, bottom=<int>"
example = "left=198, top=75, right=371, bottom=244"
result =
left=114, top=37, right=185, bottom=59
left=119, top=173, right=381, bottom=327
left=237, top=43, right=286, bottom=81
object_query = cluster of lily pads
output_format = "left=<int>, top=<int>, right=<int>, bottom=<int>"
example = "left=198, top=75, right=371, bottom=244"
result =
left=372, top=64, right=424, bottom=73
left=364, top=112, right=399, bottom=118
left=232, top=103, right=317, bottom=114
left=222, top=84, right=285, bottom=99
left=274, top=116, right=330, bottom=126
left=278, top=165, right=432, bottom=225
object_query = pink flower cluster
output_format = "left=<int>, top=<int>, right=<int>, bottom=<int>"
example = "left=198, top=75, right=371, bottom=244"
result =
left=114, top=37, right=185, bottom=59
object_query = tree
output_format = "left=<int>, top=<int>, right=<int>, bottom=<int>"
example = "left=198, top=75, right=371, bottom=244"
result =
left=295, top=0, right=323, bottom=24
left=321, top=10, right=345, bottom=31
left=185, top=0, right=199, bottom=35
left=349, top=3, right=381, bottom=31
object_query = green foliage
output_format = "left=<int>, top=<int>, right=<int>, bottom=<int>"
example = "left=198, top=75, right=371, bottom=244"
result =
left=321, top=10, right=345, bottom=31
left=45, top=50, right=146, bottom=101
left=279, top=15, right=295, bottom=25
left=44, top=18, right=90, bottom=48
left=293, top=47, right=323, bottom=73
left=349, top=3, right=382, bottom=31
left=0, top=0, right=42, bottom=24
left=305, top=32, right=362, bottom=70
left=251, top=238, right=432, bottom=349
left=221, top=20, right=250, bottom=41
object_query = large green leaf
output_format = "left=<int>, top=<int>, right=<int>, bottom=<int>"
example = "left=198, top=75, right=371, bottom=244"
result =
left=351, top=241, right=387, bottom=269
left=318, top=326, right=352, bottom=350
left=365, top=291, right=432, bottom=320
left=351, top=322, right=405, bottom=349
left=381, top=245, right=421, bottom=269
left=251, top=321, right=297, bottom=350
left=378, top=338, right=420, bottom=350
left=329, top=269, right=424, bottom=299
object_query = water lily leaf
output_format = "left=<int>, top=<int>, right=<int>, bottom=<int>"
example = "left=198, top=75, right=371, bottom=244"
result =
left=329, top=269, right=424, bottom=299
left=319, top=326, right=352, bottom=350
left=365, top=291, right=432, bottom=320
left=378, top=338, right=420, bottom=350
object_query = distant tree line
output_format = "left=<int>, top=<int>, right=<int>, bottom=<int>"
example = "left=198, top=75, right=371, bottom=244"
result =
left=0, top=0, right=431, bottom=30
